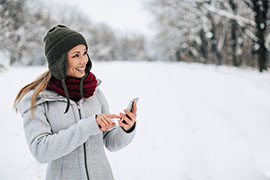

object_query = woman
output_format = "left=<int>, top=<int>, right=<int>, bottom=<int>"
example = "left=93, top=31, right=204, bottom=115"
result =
left=14, top=25, right=137, bottom=180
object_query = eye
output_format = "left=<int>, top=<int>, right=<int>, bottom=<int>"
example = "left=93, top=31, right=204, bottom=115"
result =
left=72, top=54, right=79, bottom=58
left=83, top=51, right=87, bottom=55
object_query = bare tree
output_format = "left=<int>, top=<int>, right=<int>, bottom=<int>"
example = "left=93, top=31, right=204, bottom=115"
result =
left=251, top=0, right=269, bottom=72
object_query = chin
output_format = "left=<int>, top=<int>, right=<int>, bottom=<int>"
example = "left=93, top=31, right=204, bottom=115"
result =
left=67, top=71, right=85, bottom=78
left=76, top=73, right=85, bottom=78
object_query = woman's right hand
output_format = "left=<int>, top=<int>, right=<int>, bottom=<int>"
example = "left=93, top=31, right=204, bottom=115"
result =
left=96, top=114, right=120, bottom=131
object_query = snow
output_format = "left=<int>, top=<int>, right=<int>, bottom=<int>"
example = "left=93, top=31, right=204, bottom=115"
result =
left=206, top=32, right=213, bottom=39
left=260, top=23, right=265, bottom=29
left=0, top=61, right=270, bottom=180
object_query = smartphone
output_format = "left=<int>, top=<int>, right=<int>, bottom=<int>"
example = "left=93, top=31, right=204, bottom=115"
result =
left=121, top=97, right=139, bottom=123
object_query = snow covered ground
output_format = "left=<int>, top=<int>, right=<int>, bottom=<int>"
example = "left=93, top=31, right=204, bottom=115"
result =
left=0, top=61, right=270, bottom=180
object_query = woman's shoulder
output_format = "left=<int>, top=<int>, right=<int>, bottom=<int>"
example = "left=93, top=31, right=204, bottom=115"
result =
left=94, top=78, right=105, bottom=95
left=17, top=89, right=59, bottom=115
left=94, top=78, right=103, bottom=94
left=17, top=90, right=42, bottom=115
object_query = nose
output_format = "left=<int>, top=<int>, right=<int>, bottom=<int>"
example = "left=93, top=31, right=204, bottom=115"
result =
left=80, top=54, right=88, bottom=65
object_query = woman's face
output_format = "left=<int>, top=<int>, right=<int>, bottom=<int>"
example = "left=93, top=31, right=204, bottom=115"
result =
left=67, top=44, right=88, bottom=78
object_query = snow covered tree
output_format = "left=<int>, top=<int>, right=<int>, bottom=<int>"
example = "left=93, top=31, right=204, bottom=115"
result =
left=147, top=0, right=270, bottom=71
left=0, top=0, right=150, bottom=65
left=0, top=0, right=26, bottom=65
left=114, top=33, right=148, bottom=61
left=0, top=0, right=54, bottom=65
left=204, top=0, right=269, bottom=70
left=147, top=0, right=228, bottom=64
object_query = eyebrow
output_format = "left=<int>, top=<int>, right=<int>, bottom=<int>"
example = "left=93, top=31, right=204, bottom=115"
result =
left=71, top=49, right=87, bottom=55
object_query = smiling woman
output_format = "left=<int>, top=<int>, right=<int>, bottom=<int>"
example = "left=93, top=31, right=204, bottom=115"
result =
left=13, top=25, right=137, bottom=180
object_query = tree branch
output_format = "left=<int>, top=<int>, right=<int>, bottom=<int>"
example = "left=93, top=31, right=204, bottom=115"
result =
left=243, top=0, right=254, bottom=10
left=203, top=3, right=256, bottom=26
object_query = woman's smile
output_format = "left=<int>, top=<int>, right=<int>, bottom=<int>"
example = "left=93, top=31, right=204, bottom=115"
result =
left=76, top=66, right=86, bottom=73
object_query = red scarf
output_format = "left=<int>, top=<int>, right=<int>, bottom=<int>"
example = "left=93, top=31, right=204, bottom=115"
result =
left=48, top=73, right=97, bottom=101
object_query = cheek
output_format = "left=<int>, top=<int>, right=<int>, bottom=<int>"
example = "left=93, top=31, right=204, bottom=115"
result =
left=67, top=66, right=72, bottom=75
left=67, top=59, right=77, bottom=74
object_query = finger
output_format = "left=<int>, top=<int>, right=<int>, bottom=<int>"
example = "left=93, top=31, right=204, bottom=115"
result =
left=99, top=116, right=109, bottom=127
left=124, top=109, right=135, bottom=120
left=104, top=122, right=115, bottom=131
left=106, top=120, right=115, bottom=130
left=118, top=120, right=129, bottom=130
left=123, top=110, right=136, bottom=124
left=105, top=116, right=116, bottom=127
left=98, top=121, right=106, bottom=131
left=106, top=114, right=122, bottom=119
left=97, top=115, right=110, bottom=131
left=104, top=126, right=111, bottom=131
left=101, top=118, right=110, bottom=127
left=107, top=119, right=114, bottom=127
left=104, top=117, right=116, bottom=129
left=120, top=113, right=132, bottom=125
left=133, top=102, right=137, bottom=116
left=103, top=116, right=112, bottom=125
left=108, top=119, right=113, bottom=127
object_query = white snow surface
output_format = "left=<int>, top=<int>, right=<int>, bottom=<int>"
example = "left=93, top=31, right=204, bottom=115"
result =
left=0, top=61, right=270, bottom=180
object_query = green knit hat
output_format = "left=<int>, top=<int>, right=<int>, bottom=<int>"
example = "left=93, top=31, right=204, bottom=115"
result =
left=43, top=24, right=92, bottom=113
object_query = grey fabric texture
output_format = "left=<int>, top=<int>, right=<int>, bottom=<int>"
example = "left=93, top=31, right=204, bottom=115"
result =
left=17, top=85, right=136, bottom=180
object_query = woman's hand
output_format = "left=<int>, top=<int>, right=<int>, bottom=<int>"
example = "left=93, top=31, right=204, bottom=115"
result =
left=119, top=102, right=137, bottom=131
left=96, top=114, right=120, bottom=131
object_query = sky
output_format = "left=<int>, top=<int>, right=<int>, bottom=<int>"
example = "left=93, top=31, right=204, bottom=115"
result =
left=45, top=0, right=155, bottom=38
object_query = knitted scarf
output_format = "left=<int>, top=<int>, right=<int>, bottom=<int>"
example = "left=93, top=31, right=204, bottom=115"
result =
left=48, top=72, right=97, bottom=102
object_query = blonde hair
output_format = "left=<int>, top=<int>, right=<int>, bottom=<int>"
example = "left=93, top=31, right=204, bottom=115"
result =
left=14, top=70, right=51, bottom=117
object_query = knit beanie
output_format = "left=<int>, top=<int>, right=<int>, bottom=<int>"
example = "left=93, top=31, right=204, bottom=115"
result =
left=43, top=24, right=92, bottom=113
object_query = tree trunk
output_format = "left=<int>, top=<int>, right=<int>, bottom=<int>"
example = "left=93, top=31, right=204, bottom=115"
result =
left=231, top=19, right=238, bottom=66
left=238, top=37, right=244, bottom=66
left=10, top=55, right=17, bottom=65
left=230, top=0, right=239, bottom=66
left=199, top=29, right=208, bottom=63
left=175, top=49, right=181, bottom=61
left=252, top=0, right=269, bottom=72
left=207, top=13, right=222, bottom=65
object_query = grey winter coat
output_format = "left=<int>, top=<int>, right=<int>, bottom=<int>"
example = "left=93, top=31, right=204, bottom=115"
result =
left=17, top=84, right=136, bottom=180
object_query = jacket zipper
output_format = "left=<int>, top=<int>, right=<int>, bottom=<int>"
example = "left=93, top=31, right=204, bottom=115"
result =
left=77, top=102, right=90, bottom=180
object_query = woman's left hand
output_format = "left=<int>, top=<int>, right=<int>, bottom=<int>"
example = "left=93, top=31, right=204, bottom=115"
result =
left=119, top=102, right=137, bottom=131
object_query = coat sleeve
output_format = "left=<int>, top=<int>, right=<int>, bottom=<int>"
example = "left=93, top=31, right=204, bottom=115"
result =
left=96, top=88, right=136, bottom=152
left=19, top=97, right=101, bottom=163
